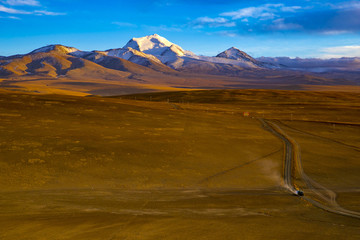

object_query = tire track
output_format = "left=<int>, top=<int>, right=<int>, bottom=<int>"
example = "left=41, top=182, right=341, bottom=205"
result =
left=198, top=148, right=282, bottom=184
left=260, top=118, right=360, bottom=220
left=275, top=120, right=360, bottom=152
left=259, top=119, right=296, bottom=193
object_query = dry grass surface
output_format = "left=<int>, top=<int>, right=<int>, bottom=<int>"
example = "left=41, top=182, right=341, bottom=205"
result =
left=0, top=89, right=359, bottom=239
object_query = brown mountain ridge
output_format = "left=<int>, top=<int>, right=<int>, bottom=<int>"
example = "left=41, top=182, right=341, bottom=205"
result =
left=0, top=40, right=358, bottom=96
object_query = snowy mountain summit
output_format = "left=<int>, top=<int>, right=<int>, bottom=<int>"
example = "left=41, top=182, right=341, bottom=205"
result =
left=1, top=33, right=357, bottom=84
left=12, top=34, right=268, bottom=75
left=124, top=34, right=189, bottom=57
left=106, top=47, right=163, bottom=65
left=121, top=34, right=265, bottom=69
left=123, top=34, right=196, bottom=67
left=216, top=47, right=258, bottom=64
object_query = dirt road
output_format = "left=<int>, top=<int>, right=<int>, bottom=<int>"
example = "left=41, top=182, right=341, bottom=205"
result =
left=260, top=118, right=360, bottom=219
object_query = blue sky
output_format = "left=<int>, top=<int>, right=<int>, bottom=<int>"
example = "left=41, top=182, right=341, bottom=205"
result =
left=0, top=0, right=359, bottom=58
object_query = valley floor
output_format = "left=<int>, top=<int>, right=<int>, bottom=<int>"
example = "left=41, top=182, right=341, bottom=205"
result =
left=0, top=89, right=359, bottom=239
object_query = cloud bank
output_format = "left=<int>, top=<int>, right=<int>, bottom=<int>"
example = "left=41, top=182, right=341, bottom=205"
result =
left=2, top=0, right=40, bottom=6
left=192, top=1, right=360, bottom=35
left=0, top=0, right=64, bottom=17
left=320, top=45, right=360, bottom=58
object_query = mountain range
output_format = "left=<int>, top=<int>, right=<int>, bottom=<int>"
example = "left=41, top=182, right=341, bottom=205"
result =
left=0, top=34, right=359, bottom=95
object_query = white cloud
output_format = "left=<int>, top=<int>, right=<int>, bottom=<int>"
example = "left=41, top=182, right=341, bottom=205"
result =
left=280, top=6, right=302, bottom=12
left=331, top=1, right=360, bottom=9
left=0, top=15, right=20, bottom=19
left=145, top=25, right=182, bottom=32
left=112, top=22, right=137, bottom=28
left=34, top=10, right=65, bottom=16
left=321, top=30, right=352, bottom=35
left=193, top=16, right=236, bottom=28
left=221, top=3, right=301, bottom=20
left=196, top=17, right=228, bottom=23
left=215, top=30, right=237, bottom=37
left=270, top=18, right=302, bottom=30
left=2, top=0, right=40, bottom=6
left=0, top=4, right=29, bottom=13
left=320, top=45, right=360, bottom=58
left=0, top=3, right=64, bottom=16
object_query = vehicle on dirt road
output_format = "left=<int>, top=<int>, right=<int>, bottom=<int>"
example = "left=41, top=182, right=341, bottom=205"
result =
left=295, top=190, right=304, bottom=196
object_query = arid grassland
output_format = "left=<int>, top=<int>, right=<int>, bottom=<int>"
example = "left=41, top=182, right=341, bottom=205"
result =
left=0, top=89, right=359, bottom=239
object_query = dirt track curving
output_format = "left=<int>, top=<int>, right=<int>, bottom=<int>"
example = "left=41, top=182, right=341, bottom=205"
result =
left=260, top=118, right=360, bottom=219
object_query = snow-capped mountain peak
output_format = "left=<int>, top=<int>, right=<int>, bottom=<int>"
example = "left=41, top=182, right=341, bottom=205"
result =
left=121, top=34, right=198, bottom=68
left=124, top=34, right=175, bottom=52
left=216, top=47, right=255, bottom=62
left=105, top=47, right=163, bottom=64
left=123, top=34, right=188, bottom=57
left=160, top=44, right=185, bottom=57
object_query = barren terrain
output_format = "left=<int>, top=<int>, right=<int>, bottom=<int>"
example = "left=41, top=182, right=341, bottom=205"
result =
left=0, top=89, right=359, bottom=239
